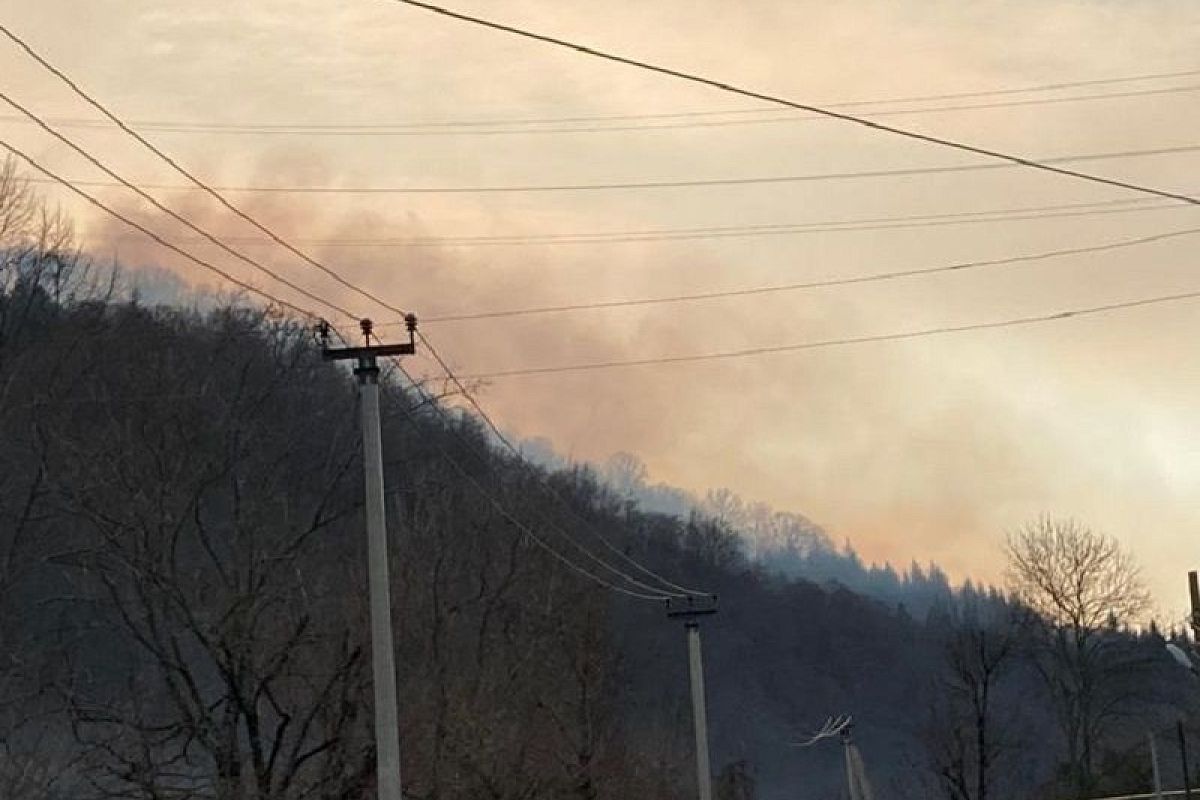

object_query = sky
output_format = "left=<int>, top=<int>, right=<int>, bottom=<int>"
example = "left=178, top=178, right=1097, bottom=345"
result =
left=3, top=0, right=1200, bottom=613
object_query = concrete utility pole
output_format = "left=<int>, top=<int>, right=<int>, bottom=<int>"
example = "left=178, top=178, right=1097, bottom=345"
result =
left=1188, top=571, right=1199, bottom=645
left=1180, top=721, right=1194, bottom=800
left=841, top=723, right=876, bottom=800
left=1150, top=731, right=1163, bottom=800
left=322, top=316, right=417, bottom=800
left=667, top=595, right=719, bottom=800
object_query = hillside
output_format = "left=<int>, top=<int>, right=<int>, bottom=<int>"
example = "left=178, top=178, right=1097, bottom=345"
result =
left=1, top=197, right=1198, bottom=798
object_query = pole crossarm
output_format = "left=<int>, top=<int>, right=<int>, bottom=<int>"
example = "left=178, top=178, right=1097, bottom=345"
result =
left=322, top=316, right=418, bottom=363
left=666, top=594, right=719, bottom=619
left=323, top=342, right=415, bottom=361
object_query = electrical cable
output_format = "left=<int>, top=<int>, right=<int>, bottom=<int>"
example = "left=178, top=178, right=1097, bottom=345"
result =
left=409, top=223, right=1200, bottom=323
left=384, top=0, right=1200, bottom=206
left=412, top=330, right=710, bottom=597
left=460, top=286, right=1200, bottom=379
left=434, top=445, right=674, bottom=600
left=5, top=82, right=1199, bottom=137
left=27, top=142, right=1200, bottom=194
left=0, top=90, right=358, bottom=321
left=0, top=138, right=320, bottom=321
left=390, top=361, right=681, bottom=601
left=85, top=193, right=1188, bottom=251
left=7, top=64, right=1200, bottom=133
left=0, top=22, right=400, bottom=322
left=0, top=23, right=709, bottom=598
left=11, top=18, right=1185, bottom=598
left=0, top=27, right=704, bottom=598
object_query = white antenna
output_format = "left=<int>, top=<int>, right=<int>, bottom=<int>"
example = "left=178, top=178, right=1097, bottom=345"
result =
left=790, top=715, right=877, bottom=800
left=791, top=714, right=853, bottom=748
left=1166, top=642, right=1198, bottom=674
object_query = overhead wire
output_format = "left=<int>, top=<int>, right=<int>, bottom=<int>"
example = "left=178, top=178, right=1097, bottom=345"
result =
left=10, top=17, right=1200, bottom=585
left=0, top=22, right=703, bottom=601
left=0, top=89, right=359, bottom=321
left=27, top=142, right=1200, bottom=194
left=385, top=349, right=678, bottom=600
left=5, top=64, right=1199, bottom=135
left=425, top=444, right=675, bottom=600
left=388, top=360, right=691, bottom=600
left=0, top=21, right=400, bottom=322
left=18, top=110, right=1195, bottom=569
left=84, top=193, right=1188, bottom=252
left=4, top=82, right=1199, bottom=137
left=413, top=331, right=710, bottom=597
left=0, top=138, right=320, bottom=321
left=461, top=286, right=1200, bottom=380
left=394, top=399, right=674, bottom=601
left=10, top=17, right=1200, bottom=388
left=393, top=352, right=700, bottom=599
left=384, top=0, right=1200, bottom=206
left=407, top=224, right=1200, bottom=323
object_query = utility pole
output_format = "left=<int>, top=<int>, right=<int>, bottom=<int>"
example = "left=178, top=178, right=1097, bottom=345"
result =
left=1180, top=720, right=1195, bottom=800
left=1188, top=571, right=1199, bottom=646
left=840, top=723, right=876, bottom=800
left=667, top=595, right=718, bottom=800
left=322, top=316, right=417, bottom=800
left=1150, top=731, right=1163, bottom=800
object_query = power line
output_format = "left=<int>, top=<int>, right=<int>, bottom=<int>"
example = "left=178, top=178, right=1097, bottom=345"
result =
left=0, top=89, right=358, bottom=321
left=17, top=16, right=1191, bottom=600
left=385, top=0, right=1200, bottom=206
left=398, top=385, right=677, bottom=601
left=0, top=22, right=400, bottom=322
left=6, top=82, right=1199, bottom=137
left=404, top=338, right=708, bottom=598
left=428, top=440, right=673, bottom=600
left=410, top=224, right=1200, bottom=323
left=0, top=138, right=320, bottom=322
left=87, top=194, right=1187, bottom=251
left=28, top=143, right=1200, bottom=194
left=7, top=64, right=1198, bottom=133
left=1, top=22, right=702, bottom=601
left=391, top=361, right=696, bottom=600
left=460, top=287, right=1200, bottom=379
left=395, top=348, right=704, bottom=599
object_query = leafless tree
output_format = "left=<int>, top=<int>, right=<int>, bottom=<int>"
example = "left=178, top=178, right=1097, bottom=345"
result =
left=1005, top=516, right=1151, bottom=797
left=0, top=154, right=100, bottom=800
left=31, top=312, right=376, bottom=799
left=924, top=601, right=1021, bottom=800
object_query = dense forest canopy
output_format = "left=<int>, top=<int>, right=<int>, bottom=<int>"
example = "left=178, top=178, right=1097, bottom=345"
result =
left=1, top=164, right=1198, bottom=800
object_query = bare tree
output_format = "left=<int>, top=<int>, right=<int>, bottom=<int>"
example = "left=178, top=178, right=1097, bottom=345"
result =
left=1005, top=516, right=1151, bottom=797
left=924, top=600, right=1021, bottom=800
left=715, top=760, right=756, bottom=800
left=0, top=156, right=36, bottom=249
left=32, top=311, right=376, bottom=800
left=0, top=154, right=97, bottom=800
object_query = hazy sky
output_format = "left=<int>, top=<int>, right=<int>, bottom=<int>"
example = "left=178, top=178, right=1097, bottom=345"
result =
left=4, top=0, right=1200, bottom=612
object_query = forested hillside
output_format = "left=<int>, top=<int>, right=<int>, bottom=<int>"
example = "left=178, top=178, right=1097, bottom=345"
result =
left=549, top=448, right=965, bottom=616
left=2, top=167, right=1199, bottom=800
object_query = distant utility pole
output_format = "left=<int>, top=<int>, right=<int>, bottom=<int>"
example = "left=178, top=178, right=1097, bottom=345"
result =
left=1188, top=571, right=1199, bottom=646
left=1179, top=720, right=1193, bottom=800
left=667, top=595, right=719, bottom=800
left=322, top=316, right=417, bottom=800
left=840, top=723, right=876, bottom=800
left=1150, top=731, right=1163, bottom=800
